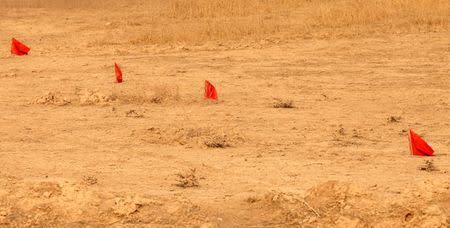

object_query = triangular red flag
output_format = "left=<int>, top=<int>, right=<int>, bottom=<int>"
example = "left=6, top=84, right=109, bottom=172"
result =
left=205, top=80, right=218, bottom=100
left=115, top=63, right=123, bottom=83
left=408, top=129, right=434, bottom=156
left=11, top=38, right=30, bottom=56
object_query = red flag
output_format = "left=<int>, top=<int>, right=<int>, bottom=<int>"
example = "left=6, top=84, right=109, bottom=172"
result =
left=205, top=80, right=218, bottom=100
left=11, top=38, right=30, bottom=56
left=115, top=63, right=123, bottom=83
left=408, top=129, right=434, bottom=156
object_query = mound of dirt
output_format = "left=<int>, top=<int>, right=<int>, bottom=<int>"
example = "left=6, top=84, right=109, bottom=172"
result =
left=132, top=126, right=244, bottom=148
left=33, top=92, right=71, bottom=106
left=1, top=178, right=449, bottom=227
left=79, top=89, right=116, bottom=106
left=230, top=181, right=450, bottom=227
left=305, top=181, right=351, bottom=218
left=32, top=85, right=181, bottom=107
left=0, top=179, right=210, bottom=227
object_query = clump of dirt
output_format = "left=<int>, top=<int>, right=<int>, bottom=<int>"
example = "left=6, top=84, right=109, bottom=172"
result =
left=113, top=197, right=142, bottom=216
left=203, top=135, right=233, bottom=148
left=174, top=168, right=199, bottom=188
left=79, top=89, right=116, bottom=105
left=133, top=126, right=244, bottom=148
left=82, top=175, right=98, bottom=186
left=304, top=181, right=351, bottom=217
left=33, top=92, right=71, bottom=106
left=241, top=191, right=318, bottom=226
left=273, top=98, right=295, bottom=108
left=125, top=109, right=144, bottom=118
left=29, top=182, right=62, bottom=198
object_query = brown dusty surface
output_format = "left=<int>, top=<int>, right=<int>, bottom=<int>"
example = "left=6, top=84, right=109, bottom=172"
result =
left=1, top=8, right=450, bottom=227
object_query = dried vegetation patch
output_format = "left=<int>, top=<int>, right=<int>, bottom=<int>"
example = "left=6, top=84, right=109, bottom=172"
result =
left=4, top=0, right=447, bottom=45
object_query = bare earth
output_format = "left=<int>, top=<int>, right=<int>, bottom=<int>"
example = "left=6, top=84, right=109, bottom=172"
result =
left=1, top=7, right=450, bottom=227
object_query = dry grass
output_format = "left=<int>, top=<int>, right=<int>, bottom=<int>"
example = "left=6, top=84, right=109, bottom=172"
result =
left=309, top=0, right=449, bottom=35
left=1, top=0, right=448, bottom=44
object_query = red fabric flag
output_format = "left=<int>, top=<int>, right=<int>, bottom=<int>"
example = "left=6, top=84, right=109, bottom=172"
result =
left=205, top=80, right=218, bottom=100
left=408, top=129, right=434, bottom=156
left=11, top=38, right=30, bottom=56
left=115, top=63, right=123, bottom=83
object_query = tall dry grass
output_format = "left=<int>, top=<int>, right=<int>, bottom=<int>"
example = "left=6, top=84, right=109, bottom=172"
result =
left=311, top=0, right=449, bottom=31
left=1, top=0, right=449, bottom=45
left=137, top=0, right=449, bottom=44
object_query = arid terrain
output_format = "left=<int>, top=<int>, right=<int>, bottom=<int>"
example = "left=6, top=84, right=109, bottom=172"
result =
left=1, top=0, right=449, bottom=227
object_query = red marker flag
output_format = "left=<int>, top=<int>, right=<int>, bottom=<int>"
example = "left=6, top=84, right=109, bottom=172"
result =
left=408, top=129, right=434, bottom=156
left=205, top=80, right=218, bottom=100
left=115, top=63, right=123, bottom=83
left=11, top=38, right=30, bottom=56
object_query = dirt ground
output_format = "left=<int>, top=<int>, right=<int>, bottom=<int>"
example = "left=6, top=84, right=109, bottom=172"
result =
left=1, top=4, right=450, bottom=227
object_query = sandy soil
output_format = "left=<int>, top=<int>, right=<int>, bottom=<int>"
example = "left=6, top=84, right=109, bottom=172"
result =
left=1, top=7, right=450, bottom=227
